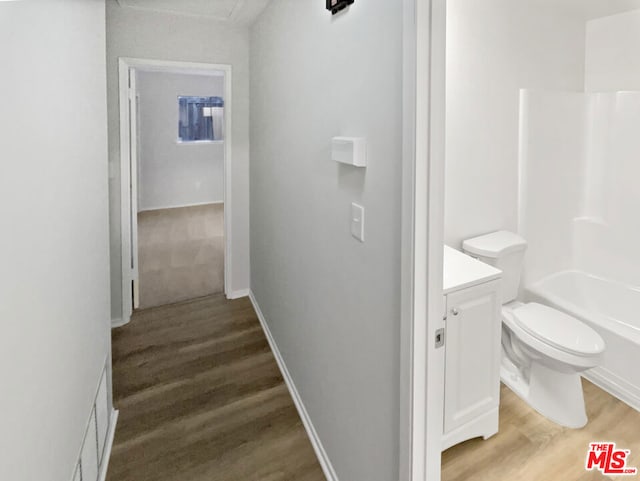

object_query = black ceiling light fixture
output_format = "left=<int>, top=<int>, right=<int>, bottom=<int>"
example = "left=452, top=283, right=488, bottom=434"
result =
left=326, top=0, right=354, bottom=15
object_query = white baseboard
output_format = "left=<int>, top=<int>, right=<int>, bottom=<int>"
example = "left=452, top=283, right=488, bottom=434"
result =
left=111, top=318, right=128, bottom=329
left=584, top=367, right=640, bottom=413
left=98, top=409, right=119, bottom=481
left=227, top=288, right=250, bottom=300
left=138, top=200, right=224, bottom=212
left=249, top=291, right=339, bottom=481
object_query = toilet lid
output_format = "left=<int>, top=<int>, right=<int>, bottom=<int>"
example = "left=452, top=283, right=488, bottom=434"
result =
left=512, top=303, right=605, bottom=356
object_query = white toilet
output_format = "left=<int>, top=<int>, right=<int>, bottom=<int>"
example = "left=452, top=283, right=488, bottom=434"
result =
left=462, top=231, right=605, bottom=428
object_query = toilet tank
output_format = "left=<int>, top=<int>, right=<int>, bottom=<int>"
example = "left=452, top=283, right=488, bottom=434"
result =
left=462, top=231, right=527, bottom=304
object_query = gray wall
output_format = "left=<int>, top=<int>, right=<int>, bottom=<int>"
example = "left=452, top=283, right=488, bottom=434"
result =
left=137, top=71, right=225, bottom=211
left=107, top=0, right=251, bottom=318
left=250, top=1, right=403, bottom=480
left=0, top=1, right=111, bottom=480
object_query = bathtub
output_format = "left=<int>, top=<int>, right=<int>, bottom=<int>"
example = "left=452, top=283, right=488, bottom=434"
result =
left=526, top=270, right=640, bottom=412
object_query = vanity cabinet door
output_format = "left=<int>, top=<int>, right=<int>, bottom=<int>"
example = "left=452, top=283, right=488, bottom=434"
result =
left=444, top=280, right=501, bottom=434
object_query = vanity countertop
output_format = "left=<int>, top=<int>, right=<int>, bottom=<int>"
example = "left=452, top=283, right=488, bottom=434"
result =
left=443, top=245, right=502, bottom=294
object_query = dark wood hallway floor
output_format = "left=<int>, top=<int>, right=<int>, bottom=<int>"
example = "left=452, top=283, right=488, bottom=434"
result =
left=108, top=294, right=325, bottom=481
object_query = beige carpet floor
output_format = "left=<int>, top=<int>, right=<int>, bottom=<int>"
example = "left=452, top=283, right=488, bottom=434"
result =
left=137, top=204, right=224, bottom=309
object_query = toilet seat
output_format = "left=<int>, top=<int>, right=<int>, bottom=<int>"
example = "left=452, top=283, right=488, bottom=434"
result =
left=502, top=303, right=604, bottom=370
left=511, top=303, right=605, bottom=357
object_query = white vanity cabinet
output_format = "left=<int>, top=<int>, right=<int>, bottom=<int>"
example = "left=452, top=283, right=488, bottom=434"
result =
left=442, top=246, right=502, bottom=451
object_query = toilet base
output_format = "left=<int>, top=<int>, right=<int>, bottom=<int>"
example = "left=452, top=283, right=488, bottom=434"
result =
left=501, top=358, right=587, bottom=428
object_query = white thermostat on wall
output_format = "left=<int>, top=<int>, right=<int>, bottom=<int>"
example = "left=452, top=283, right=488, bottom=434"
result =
left=332, top=137, right=367, bottom=167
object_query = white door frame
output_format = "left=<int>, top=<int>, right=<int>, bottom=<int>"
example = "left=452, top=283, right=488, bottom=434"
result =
left=400, top=0, right=447, bottom=480
left=118, top=57, right=233, bottom=324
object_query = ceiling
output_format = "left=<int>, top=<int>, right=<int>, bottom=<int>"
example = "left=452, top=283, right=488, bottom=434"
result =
left=116, top=0, right=640, bottom=24
left=115, top=0, right=272, bottom=26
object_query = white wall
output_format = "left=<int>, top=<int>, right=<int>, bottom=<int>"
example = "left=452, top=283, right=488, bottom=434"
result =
left=585, top=10, right=640, bottom=92
left=137, top=71, right=225, bottom=211
left=250, top=1, right=402, bottom=480
left=107, top=0, right=251, bottom=317
left=0, top=1, right=111, bottom=480
left=445, top=0, right=587, bottom=247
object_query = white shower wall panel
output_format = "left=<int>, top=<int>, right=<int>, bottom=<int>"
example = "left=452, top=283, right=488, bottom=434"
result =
left=518, top=89, right=586, bottom=288
left=573, top=92, right=640, bottom=288
left=519, top=89, right=640, bottom=289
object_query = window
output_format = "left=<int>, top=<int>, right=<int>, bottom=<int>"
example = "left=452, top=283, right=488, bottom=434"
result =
left=178, top=96, right=224, bottom=142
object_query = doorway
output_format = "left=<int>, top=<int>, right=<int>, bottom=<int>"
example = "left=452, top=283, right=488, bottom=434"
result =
left=119, top=59, right=233, bottom=319
left=438, top=1, right=640, bottom=480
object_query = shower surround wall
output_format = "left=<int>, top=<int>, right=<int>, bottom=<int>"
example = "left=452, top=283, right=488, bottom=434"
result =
left=520, top=8, right=640, bottom=290
left=518, top=89, right=586, bottom=287
left=575, top=92, right=640, bottom=288
left=581, top=9, right=640, bottom=288
left=519, top=90, right=640, bottom=289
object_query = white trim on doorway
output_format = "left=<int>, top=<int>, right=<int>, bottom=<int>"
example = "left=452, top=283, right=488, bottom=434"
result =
left=118, top=57, right=234, bottom=325
left=399, top=0, right=447, bottom=480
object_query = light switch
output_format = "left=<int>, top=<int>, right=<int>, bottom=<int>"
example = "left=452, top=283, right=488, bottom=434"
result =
left=351, top=203, right=365, bottom=242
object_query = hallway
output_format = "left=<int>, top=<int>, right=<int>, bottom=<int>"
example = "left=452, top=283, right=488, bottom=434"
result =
left=108, top=294, right=325, bottom=481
